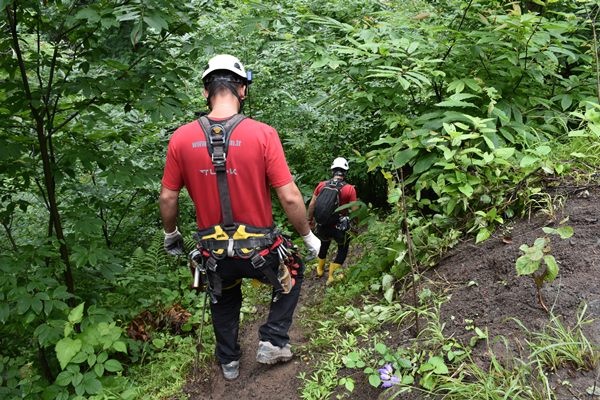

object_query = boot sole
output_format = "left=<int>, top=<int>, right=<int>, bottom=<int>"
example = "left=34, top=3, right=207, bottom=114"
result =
left=256, top=354, right=293, bottom=364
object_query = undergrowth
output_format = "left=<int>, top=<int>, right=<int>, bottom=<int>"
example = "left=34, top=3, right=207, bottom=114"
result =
left=299, top=280, right=599, bottom=400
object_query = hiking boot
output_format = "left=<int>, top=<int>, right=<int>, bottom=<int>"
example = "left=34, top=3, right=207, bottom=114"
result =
left=221, top=360, right=239, bottom=380
left=326, top=262, right=342, bottom=285
left=256, top=341, right=293, bottom=364
left=315, top=258, right=326, bottom=277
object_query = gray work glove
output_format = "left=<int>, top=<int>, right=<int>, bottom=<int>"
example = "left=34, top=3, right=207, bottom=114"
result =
left=164, top=227, right=184, bottom=255
left=302, top=231, right=321, bottom=260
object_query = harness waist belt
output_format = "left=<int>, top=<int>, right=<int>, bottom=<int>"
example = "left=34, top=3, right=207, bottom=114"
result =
left=199, top=237, right=275, bottom=251
left=194, top=224, right=278, bottom=257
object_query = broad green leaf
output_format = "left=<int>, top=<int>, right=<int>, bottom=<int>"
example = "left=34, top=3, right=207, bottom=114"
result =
left=475, top=228, right=490, bottom=243
left=523, top=244, right=544, bottom=261
left=556, top=226, right=574, bottom=239
left=494, top=147, right=515, bottom=159
left=94, top=363, right=104, bottom=377
left=74, top=8, right=100, bottom=23
left=447, top=80, right=465, bottom=93
left=55, top=370, right=73, bottom=387
left=384, top=287, right=394, bottom=303
left=533, top=237, right=548, bottom=251
left=393, top=149, right=418, bottom=168
left=369, top=374, right=381, bottom=387
left=458, top=183, right=473, bottom=197
left=587, top=385, right=600, bottom=396
left=543, top=255, right=559, bottom=282
left=143, top=14, right=168, bottom=32
left=535, top=145, right=551, bottom=156
left=516, top=256, right=539, bottom=276
left=436, top=99, right=477, bottom=108
left=104, top=359, right=123, bottom=372
left=421, top=374, right=435, bottom=390
left=520, top=155, right=539, bottom=168
left=344, top=378, right=355, bottom=392
left=0, top=0, right=11, bottom=12
left=381, top=274, right=394, bottom=291
left=375, top=342, right=387, bottom=354
left=429, top=356, right=449, bottom=374
left=83, top=373, right=102, bottom=394
left=570, top=152, right=587, bottom=158
left=87, top=353, right=97, bottom=368
left=68, top=303, right=85, bottom=324
left=561, top=95, right=572, bottom=110
left=55, top=338, right=82, bottom=370
left=413, top=153, right=438, bottom=174
left=130, top=21, right=143, bottom=46
left=113, top=341, right=127, bottom=353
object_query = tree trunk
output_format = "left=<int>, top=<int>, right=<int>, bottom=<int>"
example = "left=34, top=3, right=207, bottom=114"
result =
left=7, top=4, right=75, bottom=297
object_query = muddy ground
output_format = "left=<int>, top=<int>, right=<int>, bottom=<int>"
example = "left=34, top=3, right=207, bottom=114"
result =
left=182, top=183, right=600, bottom=399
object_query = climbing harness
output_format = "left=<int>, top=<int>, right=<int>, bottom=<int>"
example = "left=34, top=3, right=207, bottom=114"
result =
left=188, top=114, right=299, bottom=303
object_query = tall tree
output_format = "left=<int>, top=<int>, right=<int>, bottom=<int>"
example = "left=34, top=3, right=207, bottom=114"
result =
left=1, top=0, right=199, bottom=293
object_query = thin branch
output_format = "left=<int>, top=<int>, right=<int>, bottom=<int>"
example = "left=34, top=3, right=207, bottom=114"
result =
left=49, top=96, right=98, bottom=134
left=512, top=14, right=545, bottom=94
left=441, top=0, right=475, bottom=63
left=1, top=221, right=18, bottom=252
left=34, top=176, right=51, bottom=211
left=44, top=45, right=60, bottom=121
left=396, top=169, right=420, bottom=337
left=432, top=0, right=475, bottom=102
left=36, top=13, right=44, bottom=97
left=478, top=53, right=491, bottom=78
left=6, top=2, right=42, bottom=122
left=110, top=189, right=140, bottom=238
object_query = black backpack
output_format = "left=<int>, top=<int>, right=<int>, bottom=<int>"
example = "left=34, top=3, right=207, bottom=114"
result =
left=314, top=179, right=346, bottom=226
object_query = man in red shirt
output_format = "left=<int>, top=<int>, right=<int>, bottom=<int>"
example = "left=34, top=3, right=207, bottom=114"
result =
left=159, top=54, right=320, bottom=380
left=307, top=157, right=357, bottom=285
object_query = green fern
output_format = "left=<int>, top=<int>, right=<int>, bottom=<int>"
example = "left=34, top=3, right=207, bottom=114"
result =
left=130, top=232, right=171, bottom=272
left=105, top=232, right=189, bottom=316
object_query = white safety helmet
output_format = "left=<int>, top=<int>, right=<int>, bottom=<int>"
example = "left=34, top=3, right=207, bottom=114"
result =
left=201, top=54, right=247, bottom=81
left=330, top=157, right=349, bottom=171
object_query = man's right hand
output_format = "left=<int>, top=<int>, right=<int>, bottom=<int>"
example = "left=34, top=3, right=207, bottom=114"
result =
left=164, top=227, right=184, bottom=255
left=301, top=231, right=321, bottom=259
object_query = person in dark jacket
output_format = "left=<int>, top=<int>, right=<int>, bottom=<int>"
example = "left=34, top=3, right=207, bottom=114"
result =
left=307, top=157, right=357, bottom=284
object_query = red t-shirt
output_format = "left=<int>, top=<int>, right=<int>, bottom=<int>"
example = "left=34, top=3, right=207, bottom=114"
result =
left=161, top=117, right=293, bottom=229
left=313, top=179, right=357, bottom=216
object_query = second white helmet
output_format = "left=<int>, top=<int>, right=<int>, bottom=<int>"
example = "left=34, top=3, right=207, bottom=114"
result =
left=330, top=157, right=349, bottom=171
left=202, top=54, right=247, bottom=81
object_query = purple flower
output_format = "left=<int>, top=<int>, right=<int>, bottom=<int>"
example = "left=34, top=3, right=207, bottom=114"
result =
left=378, top=363, right=401, bottom=388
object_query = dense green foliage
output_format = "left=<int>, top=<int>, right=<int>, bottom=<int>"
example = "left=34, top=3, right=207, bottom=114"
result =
left=1, top=0, right=599, bottom=398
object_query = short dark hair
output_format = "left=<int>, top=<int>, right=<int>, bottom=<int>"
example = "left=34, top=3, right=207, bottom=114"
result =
left=332, top=168, right=346, bottom=177
left=203, top=71, right=247, bottom=110
left=203, top=71, right=246, bottom=89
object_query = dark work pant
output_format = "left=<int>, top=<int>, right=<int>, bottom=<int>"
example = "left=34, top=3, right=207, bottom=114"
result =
left=315, top=225, right=350, bottom=265
left=209, top=251, right=304, bottom=364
